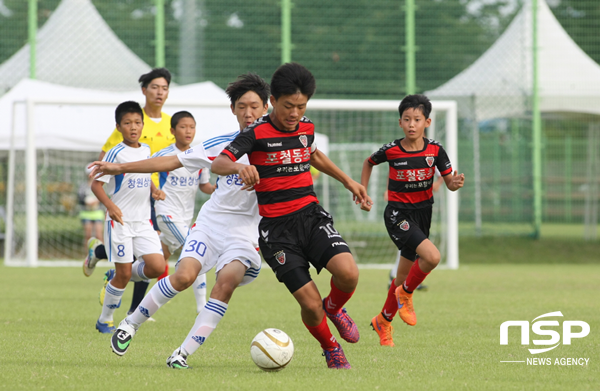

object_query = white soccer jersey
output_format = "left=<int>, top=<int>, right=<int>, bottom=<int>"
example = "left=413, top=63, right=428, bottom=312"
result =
left=177, top=131, right=261, bottom=246
left=96, top=142, right=152, bottom=222
left=153, top=145, right=210, bottom=222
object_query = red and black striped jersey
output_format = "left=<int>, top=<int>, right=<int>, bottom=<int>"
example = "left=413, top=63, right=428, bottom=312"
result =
left=369, top=137, right=453, bottom=210
left=221, top=115, right=318, bottom=218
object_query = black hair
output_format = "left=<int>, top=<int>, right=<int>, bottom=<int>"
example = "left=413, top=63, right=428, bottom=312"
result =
left=398, top=94, right=432, bottom=119
left=115, top=101, right=144, bottom=124
left=171, top=111, right=195, bottom=128
left=225, top=73, right=270, bottom=106
left=139, top=68, right=172, bottom=88
left=270, top=63, right=316, bottom=100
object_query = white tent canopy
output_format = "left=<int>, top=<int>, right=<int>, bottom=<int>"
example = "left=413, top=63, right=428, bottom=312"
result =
left=426, top=0, right=600, bottom=120
left=0, top=0, right=151, bottom=93
left=0, top=79, right=329, bottom=153
left=0, top=79, right=240, bottom=152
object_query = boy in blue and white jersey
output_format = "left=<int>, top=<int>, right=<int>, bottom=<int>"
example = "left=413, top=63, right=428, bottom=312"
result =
left=153, top=111, right=215, bottom=312
left=91, top=101, right=166, bottom=333
left=89, top=73, right=270, bottom=368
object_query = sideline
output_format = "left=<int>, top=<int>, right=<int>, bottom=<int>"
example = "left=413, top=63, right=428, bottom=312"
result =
left=4, top=260, right=397, bottom=269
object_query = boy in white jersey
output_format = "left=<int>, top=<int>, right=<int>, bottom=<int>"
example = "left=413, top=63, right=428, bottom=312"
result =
left=89, top=74, right=270, bottom=368
left=154, top=111, right=215, bottom=312
left=91, top=101, right=167, bottom=333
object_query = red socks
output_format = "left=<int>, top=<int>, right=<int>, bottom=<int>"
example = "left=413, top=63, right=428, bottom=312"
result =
left=323, top=277, right=354, bottom=314
left=157, top=263, right=169, bottom=281
left=304, top=314, right=337, bottom=350
left=381, top=279, right=399, bottom=321
left=404, top=260, right=429, bottom=293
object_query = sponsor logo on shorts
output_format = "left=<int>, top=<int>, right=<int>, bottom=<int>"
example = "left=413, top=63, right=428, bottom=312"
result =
left=275, top=250, right=286, bottom=265
left=426, top=156, right=435, bottom=167
left=399, top=220, right=410, bottom=231
left=261, top=230, right=269, bottom=242
left=331, top=242, right=348, bottom=248
left=299, top=135, right=308, bottom=148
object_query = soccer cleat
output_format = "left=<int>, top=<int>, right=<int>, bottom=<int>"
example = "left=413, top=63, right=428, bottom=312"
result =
left=323, top=299, right=360, bottom=343
left=166, top=348, right=190, bottom=369
left=371, top=313, right=394, bottom=347
left=99, top=269, right=117, bottom=306
left=83, top=237, right=102, bottom=277
left=96, top=319, right=116, bottom=334
left=322, top=342, right=351, bottom=369
left=395, top=285, right=417, bottom=326
left=111, top=319, right=137, bottom=356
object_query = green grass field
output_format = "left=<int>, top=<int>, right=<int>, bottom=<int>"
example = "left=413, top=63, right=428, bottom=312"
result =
left=1, top=262, right=598, bottom=390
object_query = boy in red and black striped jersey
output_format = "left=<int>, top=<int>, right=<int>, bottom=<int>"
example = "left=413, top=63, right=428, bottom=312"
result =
left=212, top=63, right=372, bottom=369
left=361, top=94, right=464, bottom=347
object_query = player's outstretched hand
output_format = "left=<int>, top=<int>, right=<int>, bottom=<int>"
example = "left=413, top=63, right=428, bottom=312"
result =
left=449, top=170, right=465, bottom=191
left=238, top=164, right=260, bottom=190
left=107, top=205, right=124, bottom=225
left=87, top=161, right=122, bottom=178
left=345, top=180, right=373, bottom=211
left=152, top=188, right=166, bottom=201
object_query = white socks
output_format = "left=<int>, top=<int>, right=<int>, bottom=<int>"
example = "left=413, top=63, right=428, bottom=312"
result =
left=99, top=282, right=124, bottom=323
left=126, top=276, right=179, bottom=327
left=192, top=274, right=207, bottom=313
left=180, top=298, right=228, bottom=356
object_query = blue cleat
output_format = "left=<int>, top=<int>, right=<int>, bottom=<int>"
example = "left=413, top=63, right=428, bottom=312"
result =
left=96, top=319, right=116, bottom=334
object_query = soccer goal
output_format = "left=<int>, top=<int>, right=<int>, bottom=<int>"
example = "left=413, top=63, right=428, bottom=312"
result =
left=2, top=98, right=457, bottom=269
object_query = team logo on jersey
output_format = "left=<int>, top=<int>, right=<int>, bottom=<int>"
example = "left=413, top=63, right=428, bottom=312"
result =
left=426, top=156, right=435, bottom=167
left=299, top=135, right=308, bottom=148
left=399, top=220, right=410, bottom=231
left=275, top=250, right=286, bottom=265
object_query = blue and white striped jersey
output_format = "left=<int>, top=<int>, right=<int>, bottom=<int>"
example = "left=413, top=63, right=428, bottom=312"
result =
left=96, top=142, right=152, bottom=222
left=177, top=131, right=260, bottom=245
left=153, top=144, right=210, bottom=222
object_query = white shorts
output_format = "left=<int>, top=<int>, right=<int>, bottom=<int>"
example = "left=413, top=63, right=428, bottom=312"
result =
left=177, top=223, right=261, bottom=287
left=105, top=220, right=163, bottom=264
left=157, top=215, right=190, bottom=253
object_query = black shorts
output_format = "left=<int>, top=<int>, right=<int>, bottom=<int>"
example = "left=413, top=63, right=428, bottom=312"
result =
left=259, top=203, right=351, bottom=293
left=384, top=205, right=432, bottom=261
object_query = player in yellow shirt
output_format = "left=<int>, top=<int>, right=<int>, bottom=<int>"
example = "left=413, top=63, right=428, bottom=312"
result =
left=88, top=68, right=176, bottom=317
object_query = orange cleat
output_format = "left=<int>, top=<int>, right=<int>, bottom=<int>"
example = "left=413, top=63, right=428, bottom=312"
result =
left=370, top=313, right=394, bottom=347
left=395, top=285, right=417, bottom=326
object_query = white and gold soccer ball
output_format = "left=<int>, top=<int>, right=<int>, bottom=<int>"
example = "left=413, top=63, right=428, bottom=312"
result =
left=250, top=328, right=294, bottom=371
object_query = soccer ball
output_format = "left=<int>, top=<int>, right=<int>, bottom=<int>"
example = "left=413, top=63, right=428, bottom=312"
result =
left=250, top=328, right=294, bottom=371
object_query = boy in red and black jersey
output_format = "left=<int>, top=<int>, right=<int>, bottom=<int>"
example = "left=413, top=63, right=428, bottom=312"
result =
left=220, top=113, right=318, bottom=218
left=361, top=94, right=464, bottom=347
left=213, top=63, right=372, bottom=369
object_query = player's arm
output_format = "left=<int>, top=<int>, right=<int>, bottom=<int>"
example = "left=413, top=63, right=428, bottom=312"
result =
left=91, top=179, right=123, bottom=225
left=211, top=155, right=260, bottom=187
left=311, top=149, right=372, bottom=209
left=199, top=182, right=216, bottom=194
left=359, top=157, right=376, bottom=211
left=432, top=175, right=444, bottom=192
left=151, top=181, right=166, bottom=201
left=443, top=171, right=465, bottom=191
left=88, top=156, right=183, bottom=178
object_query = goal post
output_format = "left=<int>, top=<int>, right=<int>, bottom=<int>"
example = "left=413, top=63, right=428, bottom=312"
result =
left=3, top=98, right=458, bottom=269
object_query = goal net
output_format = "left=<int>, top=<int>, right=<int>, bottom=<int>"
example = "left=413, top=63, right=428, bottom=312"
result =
left=2, top=98, right=458, bottom=269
